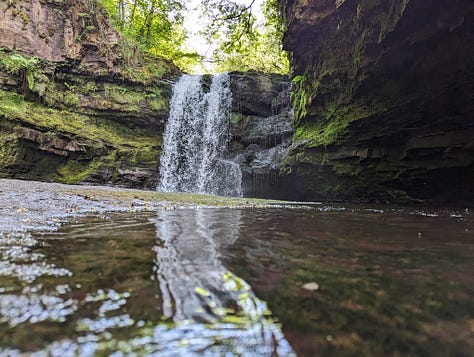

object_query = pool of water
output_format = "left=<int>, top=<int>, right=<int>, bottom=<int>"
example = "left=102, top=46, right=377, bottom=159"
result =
left=0, top=205, right=473, bottom=356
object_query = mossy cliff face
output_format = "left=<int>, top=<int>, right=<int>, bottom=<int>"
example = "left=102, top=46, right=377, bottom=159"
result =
left=0, top=0, right=179, bottom=188
left=278, top=0, right=474, bottom=204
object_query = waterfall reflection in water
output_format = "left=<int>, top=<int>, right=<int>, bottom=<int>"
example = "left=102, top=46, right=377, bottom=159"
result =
left=0, top=210, right=294, bottom=356
left=151, top=208, right=294, bottom=355
left=1, top=206, right=473, bottom=355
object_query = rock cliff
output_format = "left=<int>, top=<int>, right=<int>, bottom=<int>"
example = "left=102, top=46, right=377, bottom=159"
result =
left=228, top=72, right=293, bottom=197
left=0, top=0, right=292, bottom=193
left=278, top=0, right=474, bottom=204
left=0, top=0, right=179, bottom=188
left=3, top=0, right=470, bottom=204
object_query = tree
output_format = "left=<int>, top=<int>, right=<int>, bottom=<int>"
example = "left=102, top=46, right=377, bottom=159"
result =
left=98, top=0, right=288, bottom=73
left=99, top=0, right=200, bottom=70
left=199, top=0, right=289, bottom=74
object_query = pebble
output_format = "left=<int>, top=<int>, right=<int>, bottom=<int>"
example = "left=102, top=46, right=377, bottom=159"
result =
left=302, top=282, right=319, bottom=291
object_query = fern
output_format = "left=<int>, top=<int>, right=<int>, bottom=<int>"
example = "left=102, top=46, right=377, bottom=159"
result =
left=26, top=70, right=35, bottom=90
left=291, top=74, right=309, bottom=122
left=0, top=53, right=40, bottom=90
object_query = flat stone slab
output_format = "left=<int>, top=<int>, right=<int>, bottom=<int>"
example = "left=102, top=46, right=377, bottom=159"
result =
left=0, top=179, right=287, bottom=234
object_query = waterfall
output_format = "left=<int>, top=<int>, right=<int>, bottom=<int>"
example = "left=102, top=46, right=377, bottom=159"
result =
left=158, top=73, right=242, bottom=197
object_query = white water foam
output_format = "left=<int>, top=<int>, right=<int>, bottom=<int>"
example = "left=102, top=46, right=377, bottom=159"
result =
left=158, top=73, right=242, bottom=197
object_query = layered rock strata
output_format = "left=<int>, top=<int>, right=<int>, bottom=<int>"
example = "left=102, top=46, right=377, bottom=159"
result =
left=0, top=0, right=178, bottom=188
left=278, top=0, right=474, bottom=204
left=228, top=72, right=293, bottom=197
left=0, top=0, right=293, bottom=194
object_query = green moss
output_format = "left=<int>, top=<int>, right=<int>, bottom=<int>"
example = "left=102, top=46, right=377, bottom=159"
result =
left=147, top=98, right=165, bottom=111
left=287, top=0, right=414, bottom=149
left=104, top=83, right=140, bottom=106
left=53, top=160, right=92, bottom=184
left=230, top=113, right=251, bottom=137
left=131, top=146, right=158, bottom=165
left=39, top=80, right=82, bottom=108
left=115, top=39, right=166, bottom=84
left=62, top=91, right=80, bottom=107
left=51, top=151, right=131, bottom=184
left=83, top=81, right=98, bottom=92
left=0, top=89, right=162, bottom=184
left=121, top=51, right=175, bottom=85
left=0, top=128, right=19, bottom=173
left=0, top=89, right=158, bottom=147
left=293, top=99, right=388, bottom=147
left=230, top=113, right=240, bottom=124
left=145, top=87, right=168, bottom=111
left=291, top=74, right=312, bottom=122
left=100, top=83, right=170, bottom=113
left=18, top=10, right=30, bottom=26
left=74, top=187, right=285, bottom=207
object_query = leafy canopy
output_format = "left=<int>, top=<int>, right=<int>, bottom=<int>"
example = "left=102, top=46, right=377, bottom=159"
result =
left=99, top=0, right=200, bottom=70
left=199, top=0, right=289, bottom=74
left=98, top=0, right=288, bottom=73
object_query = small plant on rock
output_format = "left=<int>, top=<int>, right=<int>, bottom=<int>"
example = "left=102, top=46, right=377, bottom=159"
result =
left=0, top=50, right=40, bottom=92
left=291, top=74, right=309, bottom=122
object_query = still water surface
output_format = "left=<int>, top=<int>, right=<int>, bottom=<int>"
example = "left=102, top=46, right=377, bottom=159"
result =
left=0, top=205, right=473, bottom=356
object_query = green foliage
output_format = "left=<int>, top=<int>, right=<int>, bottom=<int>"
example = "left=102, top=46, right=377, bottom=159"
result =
left=97, top=0, right=288, bottom=73
left=98, top=0, right=199, bottom=71
left=115, top=38, right=172, bottom=83
left=0, top=52, right=39, bottom=91
left=201, top=0, right=289, bottom=73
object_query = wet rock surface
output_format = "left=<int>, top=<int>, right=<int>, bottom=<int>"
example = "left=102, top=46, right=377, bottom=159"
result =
left=278, top=0, right=474, bottom=204
left=228, top=73, right=294, bottom=198
left=230, top=72, right=291, bottom=117
left=0, top=179, right=156, bottom=234
left=0, top=178, right=281, bottom=235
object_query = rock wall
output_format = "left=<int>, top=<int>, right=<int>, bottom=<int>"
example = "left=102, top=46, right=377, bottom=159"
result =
left=8, top=0, right=469, bottom=204
left=0, top=0, right=293, bottom=194
left=278, top=0, right=474, bottom=204
left=0, top=0, right=179, bottom=188
left=228, top=72, right=293, bottom=197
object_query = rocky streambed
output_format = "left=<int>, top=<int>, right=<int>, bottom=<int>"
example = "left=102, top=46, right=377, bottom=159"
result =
left=0, top=178, right=284, bottom=235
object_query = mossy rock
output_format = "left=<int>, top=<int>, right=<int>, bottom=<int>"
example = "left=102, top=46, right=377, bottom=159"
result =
left=0, top=89, right=162, bottom=188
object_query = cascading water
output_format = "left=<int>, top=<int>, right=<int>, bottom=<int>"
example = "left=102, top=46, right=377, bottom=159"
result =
left=158, top=73, right=242, bottom=197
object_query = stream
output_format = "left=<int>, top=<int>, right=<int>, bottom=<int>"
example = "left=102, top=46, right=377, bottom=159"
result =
left=1, top=204, right=473, bottom=356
